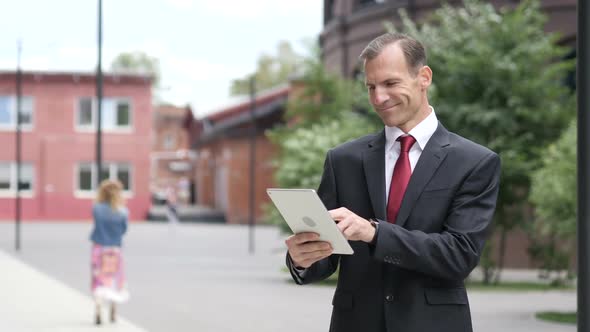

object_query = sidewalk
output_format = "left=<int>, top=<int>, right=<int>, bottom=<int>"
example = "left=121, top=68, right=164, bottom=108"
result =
left=0, top=250, right=148, bottom=332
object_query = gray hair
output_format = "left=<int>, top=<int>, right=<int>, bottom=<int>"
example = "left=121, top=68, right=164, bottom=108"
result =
left=359, top=33, right=427, bottom=76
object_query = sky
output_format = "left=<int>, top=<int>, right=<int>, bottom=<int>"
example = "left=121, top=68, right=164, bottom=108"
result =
left=0, top=0, right=323, bottom=117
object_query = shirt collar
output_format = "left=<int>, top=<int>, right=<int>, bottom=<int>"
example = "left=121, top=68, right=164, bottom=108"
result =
left=385, top=106, right=438, bottom=152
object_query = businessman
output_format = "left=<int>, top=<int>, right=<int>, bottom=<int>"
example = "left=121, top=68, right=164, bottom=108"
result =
left=285, top=33, right=501, bottom=332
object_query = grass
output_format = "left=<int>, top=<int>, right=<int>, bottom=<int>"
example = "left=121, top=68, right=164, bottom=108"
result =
left=535, top=311, right=576, bottom=324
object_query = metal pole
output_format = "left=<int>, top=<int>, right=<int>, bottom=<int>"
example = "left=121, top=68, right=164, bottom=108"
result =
left=248, top=76, right=257, bottom=254
left=96, top=0, right=103, bottom=186
left=578, top=1, right=589, bottom=331
left=15, top=39, right=22, bottom=252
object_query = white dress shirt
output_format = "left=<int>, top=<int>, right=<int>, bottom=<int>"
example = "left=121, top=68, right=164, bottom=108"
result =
left=384, top=106, right=438, bottom=201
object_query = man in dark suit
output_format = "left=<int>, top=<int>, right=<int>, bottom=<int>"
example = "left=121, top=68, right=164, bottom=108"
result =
left=285, top=33, right=501, bottom=332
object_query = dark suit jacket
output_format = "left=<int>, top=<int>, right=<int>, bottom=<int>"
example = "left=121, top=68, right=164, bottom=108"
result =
left=287, top=123, right=501, bottom=332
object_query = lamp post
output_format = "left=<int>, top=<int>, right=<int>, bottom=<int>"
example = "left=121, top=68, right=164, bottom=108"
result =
left=248, top=76, right=257, bottom=254
left=15, top=39, right=22, bottom=252
left=577, top=1, right=589, bottom=331
left=96, top=0, right=103, bottom=187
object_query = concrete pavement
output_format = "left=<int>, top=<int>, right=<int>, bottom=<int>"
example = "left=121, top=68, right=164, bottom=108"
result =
left=0, top=222, right=577, bottom=332
left=0, top=250, right=146, bottom=332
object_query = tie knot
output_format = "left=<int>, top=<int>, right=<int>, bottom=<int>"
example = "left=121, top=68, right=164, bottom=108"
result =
left=397, top=135, right=416, bottom=152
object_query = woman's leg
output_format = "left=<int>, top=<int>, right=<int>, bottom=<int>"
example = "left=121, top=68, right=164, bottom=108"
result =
left=110, top=301, right=116, bottom=323
left=95, top=298, right=102, bottom=325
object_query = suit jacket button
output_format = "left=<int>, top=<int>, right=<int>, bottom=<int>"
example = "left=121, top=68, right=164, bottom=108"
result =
left=385, top=294, right=394, bottom=302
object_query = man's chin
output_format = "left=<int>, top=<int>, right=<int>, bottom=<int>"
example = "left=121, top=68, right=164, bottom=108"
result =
left=378, top=115, right=401, bottom=128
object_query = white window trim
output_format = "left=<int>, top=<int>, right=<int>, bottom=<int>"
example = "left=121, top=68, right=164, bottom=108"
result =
left=0, top=162, right=35, bottom=197
left=74, top=97, right=134, bottom=133
left=74, top=162, right=134, bottom=198
left=0, top=96, right=35, bottom=132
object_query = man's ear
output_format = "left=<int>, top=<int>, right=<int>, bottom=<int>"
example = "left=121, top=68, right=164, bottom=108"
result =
left=418, top=66, right=432, bottom=89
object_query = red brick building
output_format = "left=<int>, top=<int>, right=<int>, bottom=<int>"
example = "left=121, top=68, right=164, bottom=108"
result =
left=0, top=71, right=152, bottom=221
left=321, top=0, right=576, bottom=78
left=186, top=85, right=289, bottom=224
left=151, top=104, right=195, bottom=204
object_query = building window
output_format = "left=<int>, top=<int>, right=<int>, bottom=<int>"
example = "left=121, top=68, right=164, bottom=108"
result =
left=0, top=162, right=34, bottom=194
left=76, top=162, right=132, bottom=192
left=0, top=96, right=34, bottom=130
left=163, top=133, right=176, bottom=150
left=324, top=0, right=335, bottom=24
left=76, top=97, right=132, bottom=131
left=357, top=0, right=385, bottom=9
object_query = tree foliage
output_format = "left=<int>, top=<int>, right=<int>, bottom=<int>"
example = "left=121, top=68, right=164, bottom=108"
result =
left=528, top=120, right=576, bottom=284
left=230, top=41, right=303, bottom=96
left=111, top=51, right=161, bottom=86
left=264, top=47, right=377, bottom=231
left=388, top=0, right=575, bottom=282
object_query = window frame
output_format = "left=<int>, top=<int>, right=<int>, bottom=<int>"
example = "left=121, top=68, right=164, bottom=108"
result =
left=74, top=162, right=134, bottom=198
left=0, top=95, right=35, bottom=131
left=74, top=97, right=133, bottom=133
left=0, top=162, right=35, bottom=197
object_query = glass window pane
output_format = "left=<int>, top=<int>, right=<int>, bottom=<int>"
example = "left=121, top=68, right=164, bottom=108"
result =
left=99, top=165, right=110, bottom=183
left=17, top=164, right=33, bottom=191
left=116, top=102, right=130, bottom=126
left=116, top=165, right=130, bottom=190
left=0, top=96, right=13, bottom=125
left=0, top=163, right=11, bottom=189
left=79, top=165, right=92, bottom=191
left=18, top=97, right=33, bottom=125
left=163, top=134, right=175, bottom=149
left=78, top=98, right=93, bottom=126
left=101, top=99, right=115, bottom=129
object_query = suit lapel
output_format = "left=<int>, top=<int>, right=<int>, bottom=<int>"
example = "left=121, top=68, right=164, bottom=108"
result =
left=396, top=123, right=450, bottom=228
left=362, top=130, right=387, bottom=220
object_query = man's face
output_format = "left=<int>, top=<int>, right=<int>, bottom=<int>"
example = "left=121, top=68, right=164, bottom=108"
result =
left=364, top=43, right=431, bottom=132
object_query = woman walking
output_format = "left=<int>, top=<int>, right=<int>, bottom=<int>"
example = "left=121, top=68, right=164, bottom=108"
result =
left=89, top=179, right=130, bottom=325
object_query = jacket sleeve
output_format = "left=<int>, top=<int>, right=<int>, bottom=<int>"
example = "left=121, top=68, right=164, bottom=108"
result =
left=286, top=150, right=341, bottom=285
left=372, top=152, right=501, bottom=280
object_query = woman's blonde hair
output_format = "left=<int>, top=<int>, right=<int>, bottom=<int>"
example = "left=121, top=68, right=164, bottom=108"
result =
left=96, top=179, right=124, bottom=208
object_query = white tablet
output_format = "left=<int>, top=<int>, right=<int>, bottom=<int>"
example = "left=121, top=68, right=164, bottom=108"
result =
left=267, top=188, right=354, bottom=255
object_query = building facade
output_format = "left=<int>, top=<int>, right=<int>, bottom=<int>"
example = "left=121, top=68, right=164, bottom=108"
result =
left=321, top=0, right=576, bottom=78
left=0, top=71, right=152, bottom=221
left=186, top=86, right=289, bottom=224
left=151, top=104, right=195, bottom=205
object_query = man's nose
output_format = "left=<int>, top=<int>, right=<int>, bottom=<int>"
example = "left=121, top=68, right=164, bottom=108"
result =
left=372, top=87, right=389, bottom=105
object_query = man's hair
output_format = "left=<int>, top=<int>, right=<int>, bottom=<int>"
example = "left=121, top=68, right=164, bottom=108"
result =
left=359, top=33, right=427, bottom=76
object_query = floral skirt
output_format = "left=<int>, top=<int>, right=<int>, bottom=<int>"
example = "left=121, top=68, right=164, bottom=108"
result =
left=91, top=244, right=129, bottom=303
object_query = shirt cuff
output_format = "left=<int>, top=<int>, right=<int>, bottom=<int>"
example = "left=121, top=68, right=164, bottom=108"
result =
left=369, top=218, right=380, bottom=246
left=287, top=253, right=307, bottom=283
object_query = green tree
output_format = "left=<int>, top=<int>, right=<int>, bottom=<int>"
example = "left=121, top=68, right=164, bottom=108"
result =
left=529, top=120, right=576, bottom=285
left=389, top=0, right=575, bottom=282
left=264, top=46, right=377, bottom=231
left=111, top=51, right=161, bottom=87
left=230, top=41, right=302, bottom=96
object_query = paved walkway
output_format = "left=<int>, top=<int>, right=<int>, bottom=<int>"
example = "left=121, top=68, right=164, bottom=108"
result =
left=0, top=222, right=578, bottom=332
left=0, top=250, right=146, bottom=332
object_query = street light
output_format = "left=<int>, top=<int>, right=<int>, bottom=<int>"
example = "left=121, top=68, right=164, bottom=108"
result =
left=96, top=0, right=103, bottom=187
left=15, top=39, right=22, bottom=251
left=248, top=76, right=256, bottom=254
left=578, top=1, right=589, bottom=331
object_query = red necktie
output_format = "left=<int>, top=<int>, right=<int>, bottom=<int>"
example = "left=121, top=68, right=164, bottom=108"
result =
left=387, top=135, right=416, bottom=223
